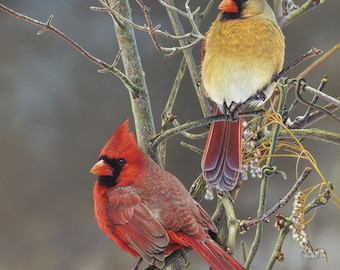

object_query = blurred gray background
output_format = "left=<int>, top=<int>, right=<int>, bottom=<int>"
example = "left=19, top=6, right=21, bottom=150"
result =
left=0, top=0, right=339, bottom=269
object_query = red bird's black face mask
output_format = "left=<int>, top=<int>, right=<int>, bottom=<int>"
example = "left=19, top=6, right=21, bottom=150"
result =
left=91, top=155, right=126, bottom=188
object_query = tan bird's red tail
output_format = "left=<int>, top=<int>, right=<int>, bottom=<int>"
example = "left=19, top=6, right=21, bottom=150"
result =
left=201, top=106, right=243, bottom=190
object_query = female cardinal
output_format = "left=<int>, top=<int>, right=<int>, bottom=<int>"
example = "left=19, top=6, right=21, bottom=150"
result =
left=201, top=0, right=285, bottom=190
left=91, top=120, right=245, bottom=270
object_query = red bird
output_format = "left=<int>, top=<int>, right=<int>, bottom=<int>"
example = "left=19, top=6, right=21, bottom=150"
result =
left=91, top=120, right=245, bottom=270
left=201, top=0, right=285, bottom=190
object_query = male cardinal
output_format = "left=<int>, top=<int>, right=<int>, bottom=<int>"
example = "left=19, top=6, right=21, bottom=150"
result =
left=201, top=0, right=285, bottom=190
left=91, top=120, right=245, bottom=270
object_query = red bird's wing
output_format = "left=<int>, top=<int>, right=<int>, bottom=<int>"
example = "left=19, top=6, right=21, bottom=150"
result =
left=106, top=186, right=170, bottom=268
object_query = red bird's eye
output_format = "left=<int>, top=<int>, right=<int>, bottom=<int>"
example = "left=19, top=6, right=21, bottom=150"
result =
left=118, top=158, right=126, bottom=166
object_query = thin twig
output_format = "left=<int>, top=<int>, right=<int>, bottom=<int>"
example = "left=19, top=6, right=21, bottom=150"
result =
left=274, top=47, right=322, bottom=81
left=0, top=3, right=139, bottom=96
left=240, top=167, right=312, bottom=233
left=94, top=0, right=201, bottom=42
left=159, top=0, right=213, bottom=164
left=279, top=128, right=340, bottom=145
left=163, top=0, right=210, bottom=117
left=151, top=115, right=227, bottom=150
left=266, top=185, right=332, bottom=269
left=283, top=43, right=340, bottom=121
left=298, top=43, right=340, bottom=78
left=180, top=141, right=203, bottom=155
left=244, top=83, right=288, bottom=268
left=278, top=0, right=326, bottom=28
left=288, top=75, right=328, bottom=128
left=300, top=99, right=340, bottom=128
left=293, top=78, right=340, bottom=123
left=151, top=110, right=262, bottom=150
left=159, top=57, right=187, bottom=166
left=95, top=0, right=204, bottom=57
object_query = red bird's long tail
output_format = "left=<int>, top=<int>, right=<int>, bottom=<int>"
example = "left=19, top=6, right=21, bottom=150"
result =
left=188, top=236, right=245, bottom=270
left=201, top=106, right=243, bottom=190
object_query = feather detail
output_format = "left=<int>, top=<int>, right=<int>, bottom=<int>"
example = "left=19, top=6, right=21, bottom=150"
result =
left=94, top=183, right=169, bottom=268
left=201, top=106, right=242, bottom=190
left=176, top=233, right=245, bottom=270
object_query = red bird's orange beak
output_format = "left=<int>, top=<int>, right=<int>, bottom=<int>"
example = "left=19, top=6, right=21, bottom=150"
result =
left=90, top=159, right=113, bottom=176
left=218, top=0, right=238, bottom=13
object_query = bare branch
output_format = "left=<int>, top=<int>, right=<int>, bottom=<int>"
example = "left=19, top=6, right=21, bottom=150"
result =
left=287, top=78, right=340, bottom=123
left=275, top=47, right=323, bottom=81
left=239, top=167, right=312, bottom=233
left=93, top=0, right=204, bottom=57
left=274, top=0, right=326, bottom=28
left=300, top=99, right=340, bottom=127
left=0, top=3, right=139, bottom=96
left=298, top=42, right=340, bottom=78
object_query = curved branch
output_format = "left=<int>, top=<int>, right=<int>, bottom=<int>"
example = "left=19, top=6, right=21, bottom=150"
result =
left=279, top=128, right=340, bottom=145
left=277, top=0, right=326, bottom=28
left=0, top=3, right=139, bottom=96
left=240, top=167, right=311, bottom=233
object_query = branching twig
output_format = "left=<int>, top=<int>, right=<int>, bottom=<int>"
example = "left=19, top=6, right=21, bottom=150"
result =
left=282, top=43, right=340, bottom=123
left=288, top=75, right=328, bottom=128
left=93, top=0, right=204, bottom=57
left=275, top=47, right=323, bottom=82
left=298, top=43, right=340, bottom=78
left=163, top=0, right=210, bottom=117
left=266, top=185, right=332, bottom=269
left=244, top=82, right=288, bottom=268
left=151, top=109, right=262, bottom=150
left=285, top=78, right=340, bottom=123
left=301, top=99, right=340, bottom=127
left=240, top=167, right=312, bottom=233
left=159, top=0, right=213, bottom=164
left=278, top=128, right=340, bottom=145
left=0, top=4, right=140, bottom=96
left=274, top=0, right=326, bottom=28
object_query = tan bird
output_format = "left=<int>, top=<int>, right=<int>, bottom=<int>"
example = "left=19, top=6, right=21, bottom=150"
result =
left=201, top=0, right=285, bottom=190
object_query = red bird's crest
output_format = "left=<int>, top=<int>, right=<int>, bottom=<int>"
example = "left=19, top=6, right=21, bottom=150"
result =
left=98, top=119, right=138, bottom=159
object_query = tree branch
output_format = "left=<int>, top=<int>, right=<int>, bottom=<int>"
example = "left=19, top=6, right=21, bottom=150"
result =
left=274, top=0, right=326, bottom=28
left=0, top=3, right=139, bottom=96
left=104, top=0, right=158, bottom=161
